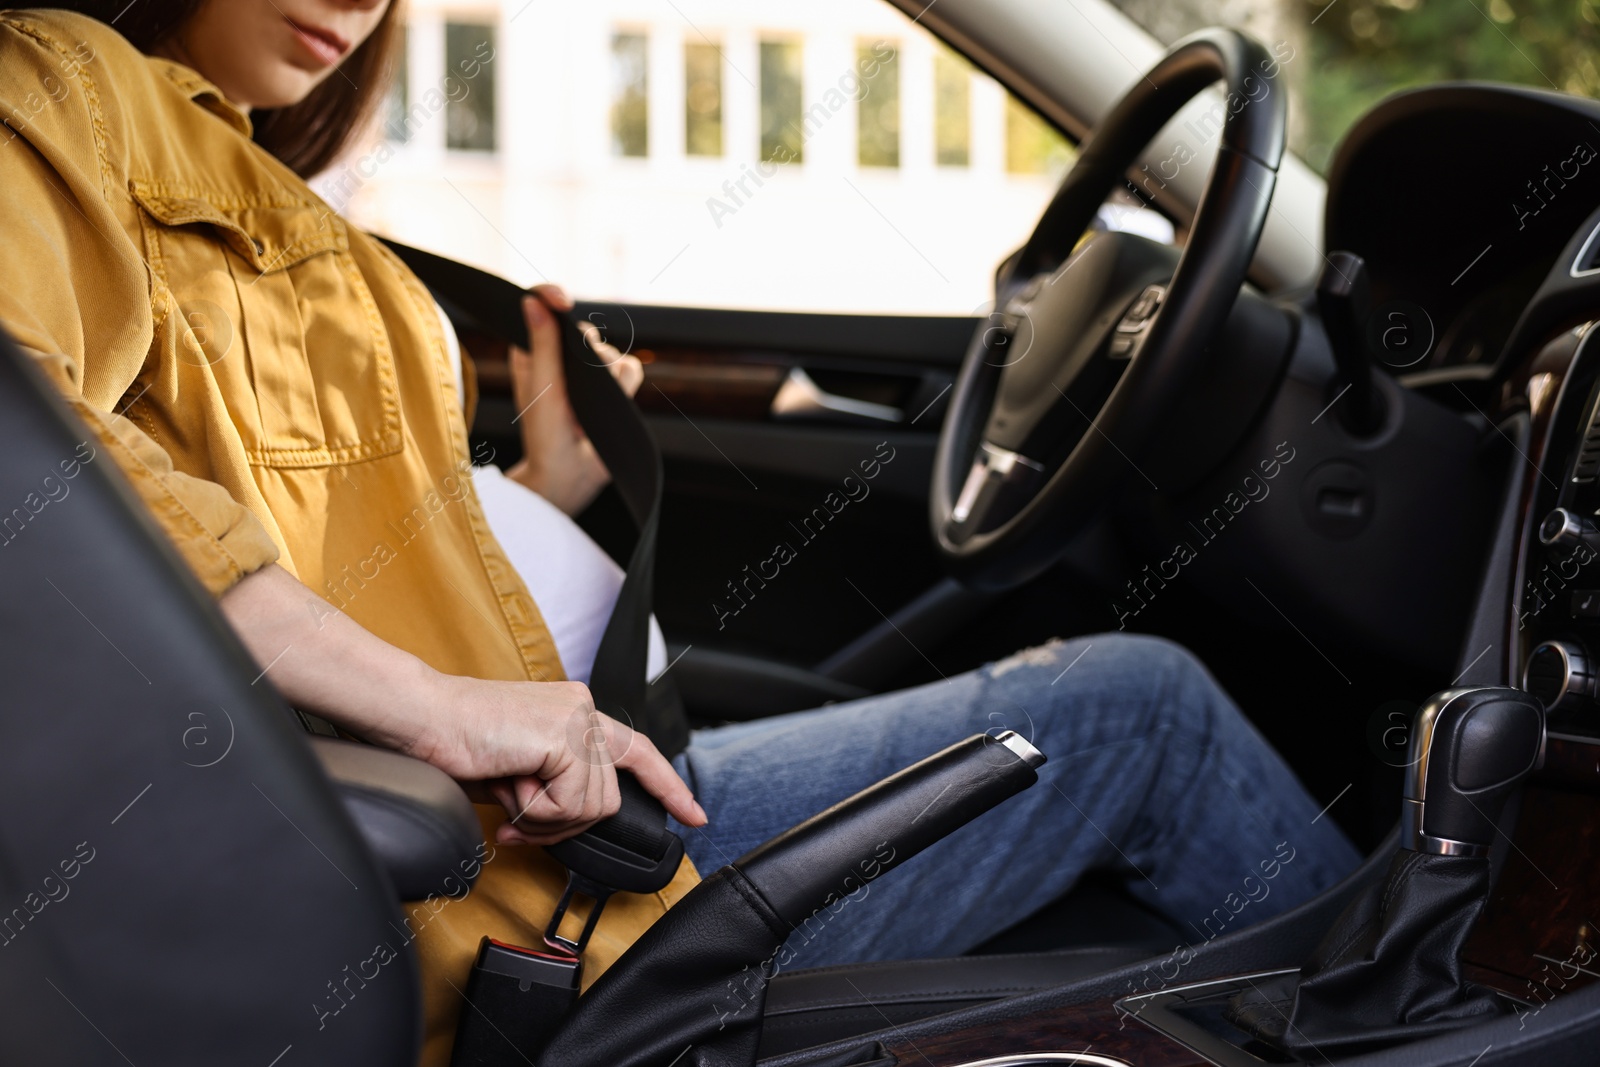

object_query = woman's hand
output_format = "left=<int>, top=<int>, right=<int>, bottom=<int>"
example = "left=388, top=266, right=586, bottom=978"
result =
left=506, top=285, right=644, bottom=517
left=219, top=564, right=705, bottom=848
left=413, top=672, right=705, bottom=846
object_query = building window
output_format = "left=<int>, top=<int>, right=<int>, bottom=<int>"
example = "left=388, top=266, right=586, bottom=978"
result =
left=685, top=42, right=723, bottom=157
left=611, top=32, right=649, bottom=157
left=759, top=39, right=803, bottom=164
left=934, top=49, right=970, bottom=167
left=383, top=26, right=411, bottom=143
left=445, top=22, right=496, bottom=152
left=1005, top=96, right=1073, bottom=176
left=856, top=40, right=899, bottom=168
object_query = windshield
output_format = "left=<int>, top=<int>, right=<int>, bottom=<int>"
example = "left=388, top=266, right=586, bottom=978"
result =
left=1109, top=0, right=1600, bottom=172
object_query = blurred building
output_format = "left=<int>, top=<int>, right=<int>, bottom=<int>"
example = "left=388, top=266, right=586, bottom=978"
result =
left=325, top=0, right=1087, bottom=314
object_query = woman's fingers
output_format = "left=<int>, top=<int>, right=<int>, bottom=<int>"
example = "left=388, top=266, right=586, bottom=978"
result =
left=529, top=283, right=572, bottom=313
left=580, top=709, right=624, bottom=822
left=513, top=774, right=556, bottom=824
left=492, top=706, right=623, bottom=843
left=604, top=716, right=708, bottom=827
left=575, top=319, right=644, bottom=397
left=609, top=352, right=644, bottom=397
left=526, top=290, right=644, bottom=400
left=521, top=297, right=641, bottom=403
left=488, top=778, right=519, bottom=815
left=577, top=710, right=612, bottom=825
left=518, top=295, right=562, bottom=387
left=507, top=295, right=611, bottom=514
left=598, top=756, right=622, bottom=820
left=511, top=294, right=570, bottom=443
left=495, top=822, right=558, bottom=847
left=440, top=678, right=666, bottom=845
left=507, top=765, right=599, bottom=838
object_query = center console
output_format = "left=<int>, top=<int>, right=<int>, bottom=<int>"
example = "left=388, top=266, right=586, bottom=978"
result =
left=1518, top=326, right=1600, bottom=737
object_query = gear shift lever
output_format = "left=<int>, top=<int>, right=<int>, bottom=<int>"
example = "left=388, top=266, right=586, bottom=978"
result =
left=1402, top=687, right=1546, bottom=856
left=1226, top=687, right=1544, bottom=1056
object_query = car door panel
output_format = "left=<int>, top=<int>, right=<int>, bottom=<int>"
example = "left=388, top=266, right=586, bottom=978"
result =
left=467, top=302, right=978, bottom=668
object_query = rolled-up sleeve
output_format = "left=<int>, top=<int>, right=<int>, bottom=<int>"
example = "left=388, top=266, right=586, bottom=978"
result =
left=0, top=17, right=277, bottom=594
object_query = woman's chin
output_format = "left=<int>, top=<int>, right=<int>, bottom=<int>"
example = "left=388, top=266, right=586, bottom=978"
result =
left=231, top=68, right=327, bottom=111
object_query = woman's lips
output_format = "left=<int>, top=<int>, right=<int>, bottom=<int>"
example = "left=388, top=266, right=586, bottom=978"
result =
left=285, top=18, right=350, bottom=68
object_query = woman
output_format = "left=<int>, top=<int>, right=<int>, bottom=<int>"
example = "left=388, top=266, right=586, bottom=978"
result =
left=0, top=3, right=1360, bottom=1062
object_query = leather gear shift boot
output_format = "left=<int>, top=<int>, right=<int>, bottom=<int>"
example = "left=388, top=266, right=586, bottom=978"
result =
left=1226, top=687, right=1542, bottom=1059
left=1225, top=849, right=1508, bottom=1056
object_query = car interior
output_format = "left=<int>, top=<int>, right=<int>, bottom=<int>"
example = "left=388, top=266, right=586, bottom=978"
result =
left=10, top=0, right=1600, bottom=1065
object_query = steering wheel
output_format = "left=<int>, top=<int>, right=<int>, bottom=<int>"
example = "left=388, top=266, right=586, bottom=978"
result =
left=932, top=29, right=1287, bottom=589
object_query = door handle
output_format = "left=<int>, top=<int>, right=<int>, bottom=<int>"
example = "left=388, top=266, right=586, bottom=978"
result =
left=770, top=367, right=904, bottom=423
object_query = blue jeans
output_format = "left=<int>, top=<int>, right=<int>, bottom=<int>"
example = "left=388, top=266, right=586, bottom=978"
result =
left=668, top=633, right=1361, bottom=970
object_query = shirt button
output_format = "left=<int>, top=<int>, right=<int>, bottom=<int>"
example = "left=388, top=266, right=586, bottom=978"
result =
left=251, top=239, right=265, bottom=254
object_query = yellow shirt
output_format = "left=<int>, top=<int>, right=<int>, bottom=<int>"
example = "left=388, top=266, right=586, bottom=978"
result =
left=0, top=11, right=696, bottom=1063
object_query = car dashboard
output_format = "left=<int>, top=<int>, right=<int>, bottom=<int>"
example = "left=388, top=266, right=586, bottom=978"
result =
left=1324, top=83, right=1600, bottom=375
left=1318, top=82, right=1600, bottom=1011
left=826, top=84, right=1600, bottom=1065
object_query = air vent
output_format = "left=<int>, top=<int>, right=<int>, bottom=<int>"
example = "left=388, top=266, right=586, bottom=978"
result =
left=1574, top=393, right=1600, bottom=483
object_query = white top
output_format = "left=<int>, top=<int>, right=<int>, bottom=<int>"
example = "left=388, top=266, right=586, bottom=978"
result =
left=437, top=304, right=667, bottom=686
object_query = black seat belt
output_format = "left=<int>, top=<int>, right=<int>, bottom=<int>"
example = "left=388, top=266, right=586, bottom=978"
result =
left=379, top=238, right=689, bottom=758
left=379, top=240, right=690, bottom=1064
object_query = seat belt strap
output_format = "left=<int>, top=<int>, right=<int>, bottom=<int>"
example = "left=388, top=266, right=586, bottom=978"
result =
left=383, top=245, right=694, bottom=1067
left=378, top=238, right=690, bottom=758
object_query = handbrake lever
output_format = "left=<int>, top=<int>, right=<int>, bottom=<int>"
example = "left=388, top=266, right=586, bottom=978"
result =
left=537, top=731, right=1047, bottom=1067
left=736, top=730, right=1045, bottom=925
left=542, top=729, right=1048, bottom=944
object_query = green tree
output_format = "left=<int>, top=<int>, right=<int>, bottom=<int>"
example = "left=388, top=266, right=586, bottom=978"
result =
left=1297, top=0, right=1600, bottom=170
left=1110, top=0, right=1600, bottom=172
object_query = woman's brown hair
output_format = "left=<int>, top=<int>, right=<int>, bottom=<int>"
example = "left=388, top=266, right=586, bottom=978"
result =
left=41, top=1, right=403, bottom=178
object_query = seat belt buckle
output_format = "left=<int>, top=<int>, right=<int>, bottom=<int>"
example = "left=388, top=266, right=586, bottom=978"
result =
left=449, top=936, right=582, bottom=1066
left=543, top=869, right=615, bottom=957
left=450, top=869, right=617, bottom=1065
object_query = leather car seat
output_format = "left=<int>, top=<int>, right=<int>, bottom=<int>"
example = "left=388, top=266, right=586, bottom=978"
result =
left=0, top=326, right=430, bottom=1065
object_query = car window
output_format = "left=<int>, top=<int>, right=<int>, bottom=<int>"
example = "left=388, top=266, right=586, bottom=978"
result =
left=1109, top=0, right=1600, bottom=174
left=326, top=0, right=1122, bottom=315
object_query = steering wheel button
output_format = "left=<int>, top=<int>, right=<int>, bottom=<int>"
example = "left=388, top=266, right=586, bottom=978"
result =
left=1117, top=284, right=1166, bottom=332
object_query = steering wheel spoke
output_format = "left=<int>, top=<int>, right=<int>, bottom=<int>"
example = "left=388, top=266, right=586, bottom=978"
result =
left=931, top=28, right=1286, bottom=589
left=948, top=442, right=1048, bottom=544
